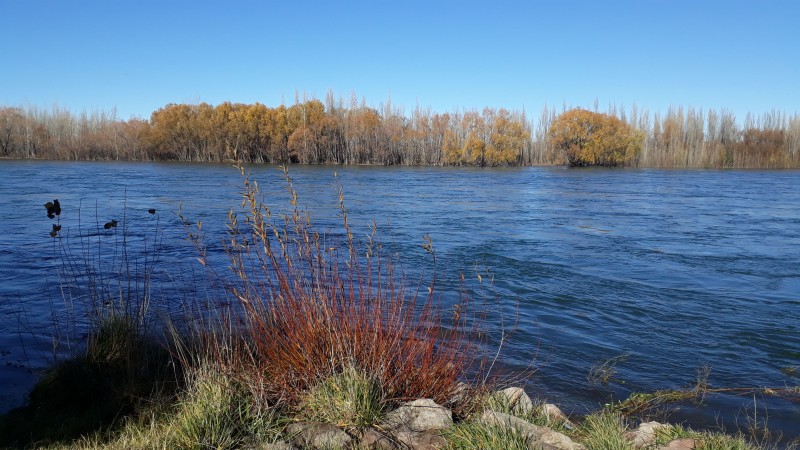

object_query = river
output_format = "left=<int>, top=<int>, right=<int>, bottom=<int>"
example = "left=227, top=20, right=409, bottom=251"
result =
left=1, top=160, right=798, bottom=440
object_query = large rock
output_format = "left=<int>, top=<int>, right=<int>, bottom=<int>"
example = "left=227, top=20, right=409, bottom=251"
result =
left=287, top=421, right=353, bottom=449
left=360, top=428, right=399, bottom=449
left=243, top=442, right=296, bottom=450
left=449, top=381, right=471, bottom=405
left=659, top=438, right=698, bottom=449
left=261, top=443, right=297, bottom=450
left=378, top=399, right=451, bottom=449
left=541, top=403, right=575, bottom=430
left=497, top=387, right=535, bottom=414
left=625, top=421, right=670, bottom=449
left=382, top=399, right=453, bottom=432
left=479, top=410, right=585, bottom=450
left=392, top=430, right=448, bottom=450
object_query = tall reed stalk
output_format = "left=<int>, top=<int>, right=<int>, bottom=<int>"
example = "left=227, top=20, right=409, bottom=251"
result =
left=48, top=196, right=170, bottom=399
left=190, top=166, right=477, bottom=411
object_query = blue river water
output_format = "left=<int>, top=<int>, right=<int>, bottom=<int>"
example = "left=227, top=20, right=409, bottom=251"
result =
left=1, top=161, right=798, bottom=440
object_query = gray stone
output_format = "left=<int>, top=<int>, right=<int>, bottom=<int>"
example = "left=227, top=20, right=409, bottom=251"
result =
left=497, top=387, right=535, bottom=414
left=479, top=410, right=585, bottom=450
left=382, top=399, right=453, bottom=432
left=530, top=444, right=560, bottom=450
left=541, top=403, right=575, bottom=430
left=625, top=421, right=670, bottom=449
left=242, top=441, right=296, bottom=450
left=449, top=381, right=471, bottom=405
left=359, top=428, right=399, bottom=449
left=259, top=442, right=297, bottom=450
left=378, top=399, right=452, bottom=450
left=659, top=438, right=698, bottom=449
left=393, top=430, right=448, bottom=450
left=287, top=421, right=353, bottom=449
left=534, top=429, right=585, bottom=450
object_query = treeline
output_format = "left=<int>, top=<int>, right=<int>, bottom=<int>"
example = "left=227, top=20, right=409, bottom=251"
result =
left=2, top=95, right=799, bottom=168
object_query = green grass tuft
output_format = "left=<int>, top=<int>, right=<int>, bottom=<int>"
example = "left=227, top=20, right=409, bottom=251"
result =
left=300, top=365, right=385, bottom=431
left=578, top=411, right=634, bottom=450
left=444, top=421, right=529, bottom=450
left=169, top=364, right=283, bottom=450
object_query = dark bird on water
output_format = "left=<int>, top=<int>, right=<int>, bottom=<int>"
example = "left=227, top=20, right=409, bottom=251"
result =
left=44, top=199, right=61, bottom=219
left=148, top=208, right=156, bottom=215
left=49, top=224, right=61, bottom=238
left=104, top=219, right=118, bottom=229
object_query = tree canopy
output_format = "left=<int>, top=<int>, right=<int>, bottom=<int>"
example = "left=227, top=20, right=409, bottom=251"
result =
left=1, top=99, right=799, bottom=169
left=548, top=109, right=644, bottom=167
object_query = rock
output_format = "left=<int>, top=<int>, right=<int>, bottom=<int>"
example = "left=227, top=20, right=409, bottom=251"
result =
left=257, top=443, right=297, bottom=450
left=378, top=399, right=451, bottom=450
left=360, top=428, right=399, bottom=449
left=241, top=442, right=296, bottom=450
left=497, top=387, right=535, bottom=414
left=625, top=421, right=670, bottom=449
left=382, top=399, right=453, bottom=432
left=659, top=438, right=698, bottom=449
left=534, top=429, right=585, bottom=450
left=449, top=381, right=471, bottom=405
left=393, top=430, right=448, bottom=450
left=479, top=410, right=585, bottom=450
left=287, top=421, right=352, bottom=449
left=541, top=403, right=575, bottom=429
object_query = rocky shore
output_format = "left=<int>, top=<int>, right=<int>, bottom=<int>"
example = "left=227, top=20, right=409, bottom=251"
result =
left=251, top=387, right=707, bottom=450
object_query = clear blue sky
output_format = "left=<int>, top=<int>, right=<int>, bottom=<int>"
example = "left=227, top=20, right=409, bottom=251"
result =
left=1, top=0, right=798, bottom=121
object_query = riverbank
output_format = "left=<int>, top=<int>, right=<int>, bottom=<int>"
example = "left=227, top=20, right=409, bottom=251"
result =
left=0, top=348, right=791, bottom=449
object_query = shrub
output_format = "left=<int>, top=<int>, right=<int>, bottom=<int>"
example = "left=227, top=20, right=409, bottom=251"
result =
left=190, top=166, right=477, bottom=412
left=548, top=108, right=643, bottom=167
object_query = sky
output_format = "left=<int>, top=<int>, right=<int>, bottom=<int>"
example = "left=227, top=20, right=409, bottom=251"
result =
left=1, top=0, right=798, bottom=122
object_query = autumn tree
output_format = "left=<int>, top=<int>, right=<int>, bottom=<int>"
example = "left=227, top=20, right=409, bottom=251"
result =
left=548, top=108, right=643, bottom=167
left=485, top=108, right=529, bottom=166
left=3, top=97, right=799, bottom=169
left=734, top=128, right=787, bottom=168
left=0, top=107, right=25, bottom=157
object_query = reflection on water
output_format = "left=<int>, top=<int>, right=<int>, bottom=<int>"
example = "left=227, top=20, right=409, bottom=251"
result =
left=1, top=161, right=799, bottom=440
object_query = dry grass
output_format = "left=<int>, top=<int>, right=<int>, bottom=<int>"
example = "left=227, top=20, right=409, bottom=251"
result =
left=190, top=166, right=478, bottom=413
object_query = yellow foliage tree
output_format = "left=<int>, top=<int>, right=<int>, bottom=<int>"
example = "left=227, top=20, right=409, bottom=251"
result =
left=485, top=108, right=528, bottom=166
left=548, top=109, right=643, bottom=167
left=441, top=129, right=462, bottom=165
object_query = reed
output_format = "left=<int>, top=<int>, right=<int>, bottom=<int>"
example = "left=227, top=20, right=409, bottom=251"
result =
left=0, top=200, right=176, bottom=447
left=190, top=165, right=477, bottom=415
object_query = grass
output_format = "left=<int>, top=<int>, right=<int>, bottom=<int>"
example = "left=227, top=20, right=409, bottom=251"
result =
left=577, top=411, right=633, bottom=450
left=652, top=423, right=800, bottom=450
left=169, top=363, right=284, bottom=449
left=443, top=390, right=565, bottom=450
left=26, top=364, right=285, bottom=450
left=444, top=421, right=530, bottom=450
left=300, top=365, right=385, bottom=431
left=0, top=317, right=173, bottom=447
left=481, top=391, right=550, bottom=428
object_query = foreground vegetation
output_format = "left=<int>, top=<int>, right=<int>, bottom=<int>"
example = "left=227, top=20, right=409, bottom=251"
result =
left=1, top=94, right=799, bottom=168
left=1, top=168, right=797, bottom=449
